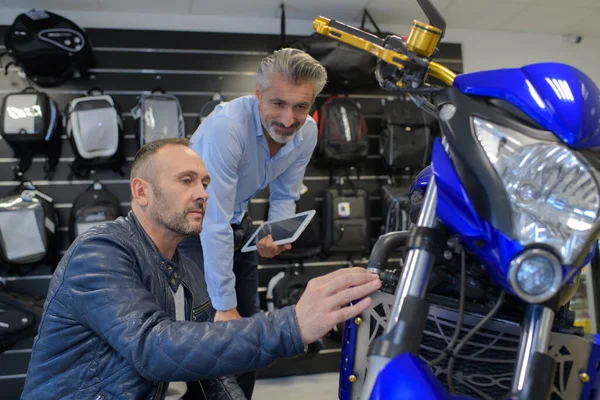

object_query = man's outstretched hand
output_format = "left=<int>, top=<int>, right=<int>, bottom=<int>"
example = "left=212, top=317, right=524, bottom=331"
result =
left=295, top=267, right=382, bottom=344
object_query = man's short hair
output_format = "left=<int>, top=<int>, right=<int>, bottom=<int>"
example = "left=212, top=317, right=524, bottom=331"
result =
left=257, top=48, right=328, bottom=98
left=130, top=137, right=190, bottom=181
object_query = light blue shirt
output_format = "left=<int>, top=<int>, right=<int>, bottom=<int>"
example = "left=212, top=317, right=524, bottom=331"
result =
left=189, top=95, right=318, bottom=310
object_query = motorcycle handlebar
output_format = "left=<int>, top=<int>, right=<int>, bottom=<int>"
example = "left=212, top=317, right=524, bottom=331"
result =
left=313, top=16, right=456, bottom=86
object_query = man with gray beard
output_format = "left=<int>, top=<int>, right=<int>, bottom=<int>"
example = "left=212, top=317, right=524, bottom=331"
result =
left=179, top=49, right=327, bottom=398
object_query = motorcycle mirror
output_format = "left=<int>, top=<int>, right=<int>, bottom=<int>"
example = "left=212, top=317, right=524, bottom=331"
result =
left=417, top=0, right=447, bottom=38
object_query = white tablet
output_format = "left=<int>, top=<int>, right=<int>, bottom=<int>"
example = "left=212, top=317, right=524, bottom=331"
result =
left=241, top=210, right=316, bottom=253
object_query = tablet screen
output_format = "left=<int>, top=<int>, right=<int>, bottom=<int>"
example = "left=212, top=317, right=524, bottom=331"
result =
left=248, top=213, right=312, bottom=247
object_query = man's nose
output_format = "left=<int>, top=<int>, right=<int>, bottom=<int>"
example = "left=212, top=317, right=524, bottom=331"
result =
left=280, top=107, right=294, bottom=127
left=194, top=185, right=209, bottom=203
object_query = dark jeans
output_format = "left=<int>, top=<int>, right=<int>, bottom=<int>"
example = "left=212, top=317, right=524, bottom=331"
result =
left=178, top=235, right=259, bottom=399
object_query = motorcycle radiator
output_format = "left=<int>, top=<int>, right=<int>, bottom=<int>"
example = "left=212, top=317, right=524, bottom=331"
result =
left=341, top=291, right=595, bottom=400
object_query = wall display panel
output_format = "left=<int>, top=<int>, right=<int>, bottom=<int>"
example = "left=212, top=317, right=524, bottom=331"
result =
left=0, top=24, right=462, bottom=399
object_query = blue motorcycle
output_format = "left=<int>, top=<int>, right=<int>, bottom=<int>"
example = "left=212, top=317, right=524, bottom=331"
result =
left=313, top=1, right=600, bottom=399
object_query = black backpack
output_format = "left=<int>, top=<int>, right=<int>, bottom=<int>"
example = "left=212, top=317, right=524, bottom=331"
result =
left=0, top=287, right=43, bottom=354
left=0, top=88, right=61, bottom=180
left=313, top=96, right=368, bottom=166
left=3, top=9, right=93, bottom=87
left=69, top=181, right=122, bottom=242
left=293, top=33, right=378, bottom=90
left=323, top=179, right=371, bottom=255
left=291, top=10, right=390, bottom=91
left=0, top=181, right=58, bottom=272
left=65, top=89, right=125, bottom=178
left=380, top=98, right=432, bottom=170
left=133, top=89, right=185, bottom=146
left=198, top=93, right=225, bottom=126
left=265, top=268, right=324, bottom=354
left=267, top=269, right=310, bottom=310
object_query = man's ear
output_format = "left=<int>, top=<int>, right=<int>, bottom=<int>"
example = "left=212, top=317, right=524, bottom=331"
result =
left=255, top=82, right=261, bottom=99
left=131, top=177, right=150, bottom=207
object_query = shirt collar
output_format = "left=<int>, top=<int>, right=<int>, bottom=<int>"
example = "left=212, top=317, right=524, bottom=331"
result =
left=253, top=97, right=264, bottom=138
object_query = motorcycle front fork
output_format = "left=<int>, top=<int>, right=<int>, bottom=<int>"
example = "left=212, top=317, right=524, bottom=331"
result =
left=360, top=174, right=557, bottom=400
left=509, top=304, right=556, bottom=400
left=360, top=175, right=438, bottom=399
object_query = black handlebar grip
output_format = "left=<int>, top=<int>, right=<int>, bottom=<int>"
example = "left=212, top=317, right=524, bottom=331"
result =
left=328, top=19, right=385, bottom=47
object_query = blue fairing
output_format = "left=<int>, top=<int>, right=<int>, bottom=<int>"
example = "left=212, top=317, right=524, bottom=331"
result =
left=430, top=139, right=521, bottom=291
left=453, top=63, right=600, bottom=149
left=369, top=353, right=470, bottom=400
left=409, top=165, right=431, bottom=199
left=339, top=316, right=358, bottom=400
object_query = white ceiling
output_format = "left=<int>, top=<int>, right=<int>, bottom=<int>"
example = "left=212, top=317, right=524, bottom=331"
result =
left=1, top=0, right=600, bottom=37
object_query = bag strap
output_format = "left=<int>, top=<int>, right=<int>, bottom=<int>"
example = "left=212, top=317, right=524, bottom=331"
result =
left=67, top=162, right=91, bottom=181
left=386, top=198, right=401, bottom=233
left=12, top=149, right=33, bottom=181
left=4, top=62, right=15, bottom=77
left=16, top=179, right=36, bottom=192
left=13, top=167, right=29, bottom=183
left=279, top=3, right=286, bottom=49
left=329, top=167, right=360, bottom=190
left=21, top=86, right=37, bottom=93
left=0, top=52, right=9, bottom=69
left=43, top=134, right=61, bottom=180
left=360, top=9, right=382, bottom=35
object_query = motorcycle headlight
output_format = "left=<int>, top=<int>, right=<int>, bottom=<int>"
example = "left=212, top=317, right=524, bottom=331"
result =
left=508, top=248, right=563, bottom=303
left=472, top=117, right=600, bottom=265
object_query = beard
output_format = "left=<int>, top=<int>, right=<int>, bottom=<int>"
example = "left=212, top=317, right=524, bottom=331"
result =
left=149, top=184, right=204, bottom=236
left=262, top=119, right=300, bottom=144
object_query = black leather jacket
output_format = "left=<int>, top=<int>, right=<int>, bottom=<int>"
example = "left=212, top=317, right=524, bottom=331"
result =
left=21, top=211, right=305, bottom=399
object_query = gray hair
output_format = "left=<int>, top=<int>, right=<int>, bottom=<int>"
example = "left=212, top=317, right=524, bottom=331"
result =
left=257, top=48, right=327, bottom=97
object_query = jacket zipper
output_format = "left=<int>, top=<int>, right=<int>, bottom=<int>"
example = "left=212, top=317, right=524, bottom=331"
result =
left=179, top=281, right=208, bottom=400
left=180, top=281, right=195, bottom=321
left=191, top=299, right=211, bottom=319
left=154, top=381, right=165, bottom=400
left=200, top=382, right=208, bottom=399
left=154, top=282, right=174, bottom=400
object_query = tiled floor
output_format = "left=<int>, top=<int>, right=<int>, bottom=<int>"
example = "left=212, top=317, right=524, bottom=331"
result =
left=254, top=372, right=339, bottom=399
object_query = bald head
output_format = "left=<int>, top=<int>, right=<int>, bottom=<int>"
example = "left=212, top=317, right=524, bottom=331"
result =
left=130, top=137, right=191, bottom=183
